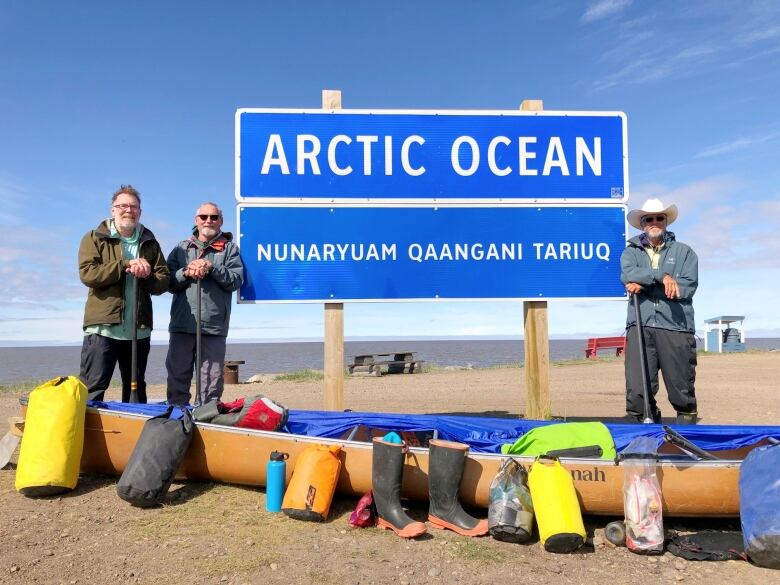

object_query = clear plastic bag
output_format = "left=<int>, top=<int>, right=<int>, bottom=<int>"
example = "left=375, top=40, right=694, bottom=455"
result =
left=622, top=437, right=664, bottom=554
left=488, top=457, right=534, bottom=543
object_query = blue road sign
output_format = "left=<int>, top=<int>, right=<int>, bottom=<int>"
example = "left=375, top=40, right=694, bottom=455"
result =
left=236, top=109, right=628, bottom=202
left=238, top=205, right=627, bottom=302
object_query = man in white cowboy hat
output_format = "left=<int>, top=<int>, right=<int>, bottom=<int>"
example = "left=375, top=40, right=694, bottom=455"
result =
left=620, top=198, right=699, bottom=424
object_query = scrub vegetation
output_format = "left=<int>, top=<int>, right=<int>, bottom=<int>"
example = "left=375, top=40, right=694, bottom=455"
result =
left=273, top=369, right=325, bottom=382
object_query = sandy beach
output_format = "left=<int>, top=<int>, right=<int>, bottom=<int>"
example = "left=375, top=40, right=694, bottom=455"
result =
left=211, top=350, right=779, bottom=425
left=1, top=350, right=778, bottom=584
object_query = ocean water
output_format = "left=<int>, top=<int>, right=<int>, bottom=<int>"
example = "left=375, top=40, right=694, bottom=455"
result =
left=0, top=338, right=777, bottom=386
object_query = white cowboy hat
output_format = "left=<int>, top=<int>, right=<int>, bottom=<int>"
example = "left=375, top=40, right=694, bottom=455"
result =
left=627, top=198, right=678, bottom=230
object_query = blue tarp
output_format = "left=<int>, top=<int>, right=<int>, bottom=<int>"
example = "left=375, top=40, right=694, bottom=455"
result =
left=89, top=401, right=780, bottom=455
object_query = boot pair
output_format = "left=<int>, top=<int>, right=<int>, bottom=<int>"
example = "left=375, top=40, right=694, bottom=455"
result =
left=371, top=438, right=488, bottom=538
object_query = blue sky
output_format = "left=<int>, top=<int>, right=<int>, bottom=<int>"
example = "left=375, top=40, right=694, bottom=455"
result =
left=1, top=0, right=779, bottom=345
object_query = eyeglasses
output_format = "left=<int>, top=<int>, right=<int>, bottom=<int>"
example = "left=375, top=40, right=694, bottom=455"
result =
left=197, top=214, right=221, bottom=221
left=642, top=215, right=666, bottom=224
left=112, top=204, right=140, bottom=211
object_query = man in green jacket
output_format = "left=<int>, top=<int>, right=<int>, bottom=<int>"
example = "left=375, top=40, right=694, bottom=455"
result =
left=78, top=185, right=169, bottom=402
left=621, top=198, right=699, bottom=424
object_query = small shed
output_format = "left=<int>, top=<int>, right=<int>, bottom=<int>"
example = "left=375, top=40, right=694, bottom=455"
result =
left=704, top=316, right=746, bottom=353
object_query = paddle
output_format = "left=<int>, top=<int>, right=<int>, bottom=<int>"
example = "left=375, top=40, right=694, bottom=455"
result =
left=632, top=293, right=653, bottom=424
left=663, top=425, right=718, bottom=460
left=129, top=275, right=140, bottom=404
left=195, top=277, right=202, bottom=407
left=0, top=417, right=24, bottom=469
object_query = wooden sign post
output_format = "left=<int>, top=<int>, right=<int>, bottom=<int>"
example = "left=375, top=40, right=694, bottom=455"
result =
left=322, top=89, right=345, bottom=411
left=520, top=99, right=551, bottom=420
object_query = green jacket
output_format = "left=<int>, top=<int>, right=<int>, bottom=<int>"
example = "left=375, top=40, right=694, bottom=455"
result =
left=78, top=221, right=170, bottom=329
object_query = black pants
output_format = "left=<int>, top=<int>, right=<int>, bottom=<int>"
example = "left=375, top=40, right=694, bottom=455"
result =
left=625, top=326, right=697, bottom=417
left=165, top=332, right=227, bottom=406
left=79, top=333, right=150, bottom=403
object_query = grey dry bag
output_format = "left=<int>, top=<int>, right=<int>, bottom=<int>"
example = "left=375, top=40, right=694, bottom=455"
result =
left=117, top=406, right=194, bottom=507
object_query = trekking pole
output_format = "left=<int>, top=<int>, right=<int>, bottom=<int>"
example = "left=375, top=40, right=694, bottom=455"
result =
left=632, top=293, right=653, bottom=424
left=195, top=276, right=202, bottom=407
left=129, top=275, right=140, bottom=404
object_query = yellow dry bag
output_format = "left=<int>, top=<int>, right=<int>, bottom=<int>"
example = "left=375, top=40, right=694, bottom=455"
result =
left=282, top=444, right=342, bottom=521
left=16, top=376, right=87, bottom=496
left=528, top=456, right=586, bottom=553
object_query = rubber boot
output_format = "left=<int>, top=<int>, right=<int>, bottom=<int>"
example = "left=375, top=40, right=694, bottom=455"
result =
left=371, top=438, right=427, bottom=538
left=676, top=412, right=698, bottom=425
left=427, top=440, right=488, bottom=536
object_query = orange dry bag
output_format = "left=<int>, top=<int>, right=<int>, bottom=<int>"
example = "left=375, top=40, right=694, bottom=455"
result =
left=282, top=444, right=342, bottom=521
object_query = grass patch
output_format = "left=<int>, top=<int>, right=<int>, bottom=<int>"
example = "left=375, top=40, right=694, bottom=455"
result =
left=0, top=377, right=124, bottom=396
left=130, top=484, right=294, bottom=575
left=273, top=369, right=324, bottom=382
left=449, top=539, right=507, bottom=563
left=551, top=355, right=624, bottom=367
left=0, top=379, right=49, bottom=395
left=482, top=362, right=523, bottom=370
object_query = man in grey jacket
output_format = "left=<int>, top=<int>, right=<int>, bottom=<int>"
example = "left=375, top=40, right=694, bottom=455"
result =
left=165, top=202, right=244, bottom=405
left=620, top=198, right=699, bottom=425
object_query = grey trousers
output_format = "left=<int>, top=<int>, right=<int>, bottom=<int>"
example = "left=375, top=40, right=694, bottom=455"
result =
left=625, top=325, right=698, bottom=417
left=165, top=332, right=227, bottom=405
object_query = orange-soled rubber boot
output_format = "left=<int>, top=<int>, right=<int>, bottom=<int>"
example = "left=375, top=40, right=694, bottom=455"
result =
left=427, top=439, right=489, bottom=537
left=377, top=516, right=427, bottom=538
left=371, top=438, right=427, bottom=539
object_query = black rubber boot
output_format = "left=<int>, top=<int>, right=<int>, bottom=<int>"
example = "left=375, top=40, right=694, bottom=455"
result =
left=625, top=409, right=662, bottom=423
left=371, top=438, right=427, bottom=538
left=676, top=412, right=698, bottom=425
left=427, top=440, right=488, bottom=536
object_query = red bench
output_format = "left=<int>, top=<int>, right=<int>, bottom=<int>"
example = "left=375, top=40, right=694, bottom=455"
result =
left=584, top=336, right=626, bottom=359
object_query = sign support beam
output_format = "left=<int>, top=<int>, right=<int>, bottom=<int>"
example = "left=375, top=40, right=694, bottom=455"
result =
left=323, top=89, right=345, bottom=412
left=520, top=98, right=551, bottom=420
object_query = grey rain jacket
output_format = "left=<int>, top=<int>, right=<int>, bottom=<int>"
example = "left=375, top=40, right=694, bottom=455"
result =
left=620, top=231, right=698, bottom=333
left=167, top=231, right=244, bottom=336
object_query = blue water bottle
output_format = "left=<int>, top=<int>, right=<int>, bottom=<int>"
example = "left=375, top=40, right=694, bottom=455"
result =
left=266, top=451, right=289, bottom=512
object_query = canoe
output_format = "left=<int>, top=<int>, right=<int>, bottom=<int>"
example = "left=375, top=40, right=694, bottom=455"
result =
left=20, top=400, right=780, bottom=517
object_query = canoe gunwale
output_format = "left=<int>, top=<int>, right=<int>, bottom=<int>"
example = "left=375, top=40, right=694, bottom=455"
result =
left=83, top=404, right=745, bottom=468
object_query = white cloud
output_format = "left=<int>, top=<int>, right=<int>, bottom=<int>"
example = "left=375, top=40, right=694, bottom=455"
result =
left=739, top=25, right=780, bottom=44
left=582, top=0, right=633, bottom=23
left=632, top=175, right=780, bottom=271
left=590, top=3, right=780, bottom=91
left=0, top=175, right=29, bottom=224
left=0, top=236, right=83, bottom=309
left=694, top=131, right=780, bottom=159
left=632, top=175, right=743, bottom=210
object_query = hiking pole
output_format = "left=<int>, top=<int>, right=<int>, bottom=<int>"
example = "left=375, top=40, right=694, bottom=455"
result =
left=129, top=275, right=140, bottom=404
left=632, top=293, right=653, bottom=424
left=195, top=276, right=202, bottom=407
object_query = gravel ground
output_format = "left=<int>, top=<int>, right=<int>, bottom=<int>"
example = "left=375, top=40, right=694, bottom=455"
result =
left=1, top=350, right=778, bottom=584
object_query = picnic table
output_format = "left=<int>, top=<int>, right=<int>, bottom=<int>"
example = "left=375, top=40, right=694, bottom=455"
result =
left=347, top=351, right=424, bottom=376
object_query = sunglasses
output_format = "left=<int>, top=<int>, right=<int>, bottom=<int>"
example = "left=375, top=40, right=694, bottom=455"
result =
left=197, top=214, right=221, bottom=221
left=642, top=215, right=666, bottom=224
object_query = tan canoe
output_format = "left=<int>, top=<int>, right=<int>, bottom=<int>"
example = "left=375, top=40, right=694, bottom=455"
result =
left=66, top=404, right=757, bottom=517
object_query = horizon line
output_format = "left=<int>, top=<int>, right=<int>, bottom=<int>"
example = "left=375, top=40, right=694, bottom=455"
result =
left=2, top=333, right=780, bottom=349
